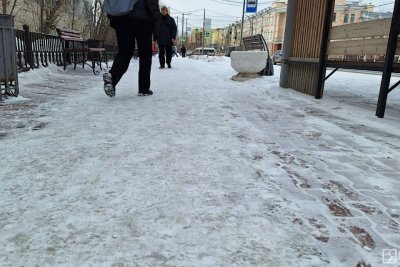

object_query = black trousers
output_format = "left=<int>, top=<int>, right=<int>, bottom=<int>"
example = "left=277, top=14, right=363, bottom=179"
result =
left=158, top=44, right=172, bottom=67
left=110, top=20, right=153, bottom=94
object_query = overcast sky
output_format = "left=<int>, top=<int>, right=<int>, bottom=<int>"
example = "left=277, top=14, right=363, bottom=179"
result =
left=161, top=0, right=395, bottom=28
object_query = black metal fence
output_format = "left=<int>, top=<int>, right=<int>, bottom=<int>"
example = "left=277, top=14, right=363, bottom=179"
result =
left=14, top=25, right=117, bottom=71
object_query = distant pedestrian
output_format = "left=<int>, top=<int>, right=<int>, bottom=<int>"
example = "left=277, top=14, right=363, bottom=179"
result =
left=172, top=45, right=179, bottom=57
left=180, top=45, right=186, bottom=58
left=103, top=0, right=160, bottom=97
left=157, top=6, right=177, bottom=69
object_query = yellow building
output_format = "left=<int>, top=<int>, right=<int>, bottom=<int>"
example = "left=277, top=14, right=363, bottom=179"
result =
left=332, top=0, right=367, bottom=26
left=211, top=28, right=224, bottom=50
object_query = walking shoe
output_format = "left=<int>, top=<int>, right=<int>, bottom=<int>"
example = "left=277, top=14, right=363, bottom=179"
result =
left=138, top=90, right=153, bottom=96
left=159, top=65, right=165, bottom=69
left=103, top=73, right=115, bottom=97
left=167, top=64, right=171, bottom=68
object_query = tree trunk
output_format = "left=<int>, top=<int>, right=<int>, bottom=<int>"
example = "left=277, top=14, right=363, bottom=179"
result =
left=40, top=0, right=44, bottom=32
left=2, top=0, right=7, bottom=14
left=92, top=0, right=99, bottom=37
left=71, top=0, right=77, bottom=29
left=10, top=0, right=18, bottom=15
left=43, top=0, right=66, bottom=34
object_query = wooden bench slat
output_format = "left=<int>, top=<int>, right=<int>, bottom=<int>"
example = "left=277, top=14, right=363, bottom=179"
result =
left=60, top=33, right=83, bottom=38
left=327, top=61, right=400, bottom=72
left=243, top=34, right=265, bottom=51
left=60, top=35, right=85, bottom=42
left=58, top=28, right=81, bottom=35
left=287, top=57, right=319, bottom=64
left=329, top=18, right=391, bottom=40
left=328, top=38, right=400, bottom=55
left=88, top=48, right=105, bottom=52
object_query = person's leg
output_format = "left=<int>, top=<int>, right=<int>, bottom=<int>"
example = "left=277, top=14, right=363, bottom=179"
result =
left=158, top=45, right=166, bottom=68
left=165, top=45, right=173, bottom=67
left=135, top=22, right=153, bottom=94
left=110, top=23, right=135, bottom=85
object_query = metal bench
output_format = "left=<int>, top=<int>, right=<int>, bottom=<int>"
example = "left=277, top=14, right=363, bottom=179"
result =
left=56, top=27, right=108, bottom=75
left=242, top=34, right=274, bottom=76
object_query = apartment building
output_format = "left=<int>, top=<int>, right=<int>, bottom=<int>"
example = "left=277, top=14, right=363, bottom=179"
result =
left=333, top=0, right=367, bottom=26
left=222, top=0, right=288, bottom=53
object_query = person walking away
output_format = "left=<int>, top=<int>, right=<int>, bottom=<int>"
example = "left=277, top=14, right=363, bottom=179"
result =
left=180, top=45, right=186, bottom=58
left=157, top=6, right=177, bottom=69
left=172, top=45, right=179, bottom=57
left=103, top=0, right=160, bottom=97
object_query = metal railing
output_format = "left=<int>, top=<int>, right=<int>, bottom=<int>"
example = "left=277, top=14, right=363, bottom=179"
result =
left=14, top=25, right=117, bottom=72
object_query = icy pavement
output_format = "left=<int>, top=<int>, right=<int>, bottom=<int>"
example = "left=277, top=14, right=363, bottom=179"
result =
left=1, top=56, right=400, bottom=266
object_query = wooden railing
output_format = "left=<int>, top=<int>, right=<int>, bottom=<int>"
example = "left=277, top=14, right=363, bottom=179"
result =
left=327, top=18, right=400, bottom=68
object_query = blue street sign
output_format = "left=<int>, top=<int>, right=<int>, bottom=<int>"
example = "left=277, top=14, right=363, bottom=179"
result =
left=246, top=0, right=257, bottom=13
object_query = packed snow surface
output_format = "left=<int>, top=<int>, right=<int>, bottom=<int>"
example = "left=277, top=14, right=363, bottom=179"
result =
left=1, top=55, right=400, bottom=266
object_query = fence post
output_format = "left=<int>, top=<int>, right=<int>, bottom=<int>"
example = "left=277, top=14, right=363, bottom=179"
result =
left=0, top=15, right=19, bottom=99
left=23, top=24, right=34, bottom=68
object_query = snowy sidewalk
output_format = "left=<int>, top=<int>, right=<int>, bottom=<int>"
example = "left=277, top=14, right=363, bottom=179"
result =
left=1, top=56, right=400, bottom=266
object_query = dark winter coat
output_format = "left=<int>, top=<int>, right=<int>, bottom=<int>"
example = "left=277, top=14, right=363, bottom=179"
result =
left=157, top=14, right=177, bottom=46
left=108, top=0, right=160, bottom=37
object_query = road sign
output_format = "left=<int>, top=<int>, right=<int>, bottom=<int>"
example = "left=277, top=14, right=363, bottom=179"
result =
left=205, top=32, right=211, bottom=39
left=246, top=0, right=257, bottom=13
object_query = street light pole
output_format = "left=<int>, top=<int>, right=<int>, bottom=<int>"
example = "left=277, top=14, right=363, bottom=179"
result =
left=185, top=18, right=188, bottom=46
left=182, top=13, right=184, bottom=44
left=202, top=9, right=205, bottom=54
left=240, top=0, right=245, bottom=47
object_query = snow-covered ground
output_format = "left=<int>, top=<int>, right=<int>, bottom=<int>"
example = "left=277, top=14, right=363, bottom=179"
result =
left=1, top=55, right=400, bottom=267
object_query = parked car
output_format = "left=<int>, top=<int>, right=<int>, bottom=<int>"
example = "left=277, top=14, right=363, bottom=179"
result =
left=192, top=47, right=216, bottom=56
left=272, top=50, right=282, bottom=64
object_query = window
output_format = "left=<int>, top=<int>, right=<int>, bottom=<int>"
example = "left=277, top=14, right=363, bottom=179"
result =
left=332, top=13, right=336, bottom=22
left=344, top=14, right=349, bottom=23
left=350, top=14, right=355, bottom=23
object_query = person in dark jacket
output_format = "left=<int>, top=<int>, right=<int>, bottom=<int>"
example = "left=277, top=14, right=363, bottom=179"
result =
left=180, top=45, right=186, bottom=58
left=157, top=6, right=177, bottom=69
left=103, top=0, right=160, bottom=97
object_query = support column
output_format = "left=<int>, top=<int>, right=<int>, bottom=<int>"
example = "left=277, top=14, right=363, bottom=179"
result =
left=315, top=0, right=335, bottom=99
left=279, top=0, right=296, bottom=88
left=376, top=0, right=400, bottom=118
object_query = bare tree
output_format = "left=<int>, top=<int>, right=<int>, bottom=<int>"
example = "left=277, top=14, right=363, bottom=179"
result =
left=42, top=0, right=68, bottom=33
left=90, top=0, right=114, bottom=42
left=1, top=0, right=6, bottom=14
left=71, top=0, right=78, bottom=29
left=2, top=0, right=18, bottom=15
